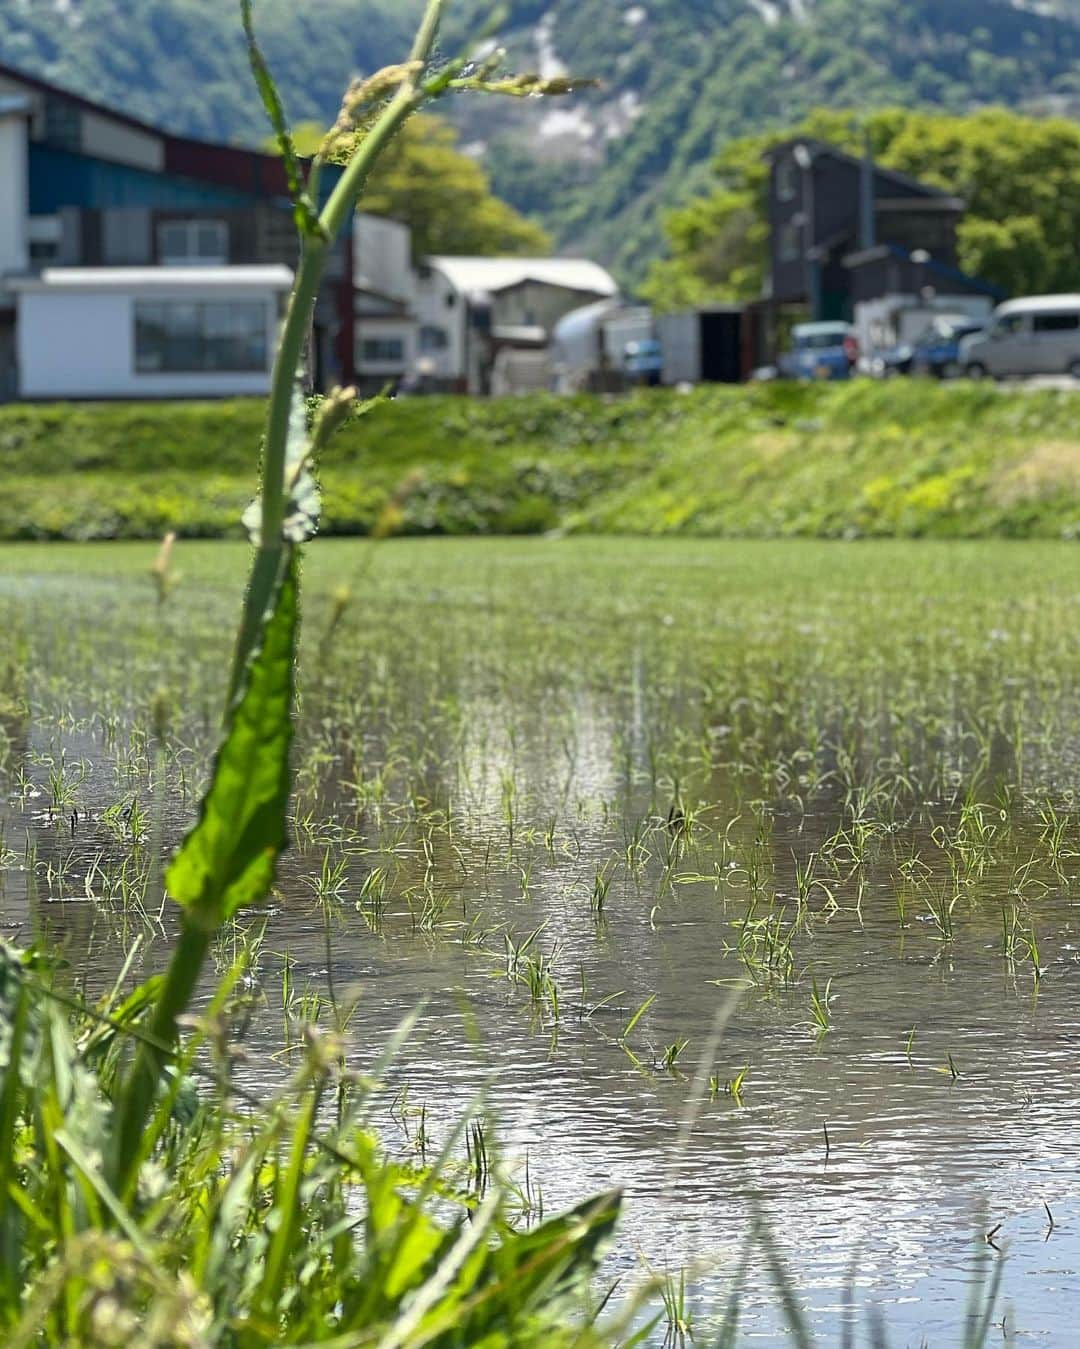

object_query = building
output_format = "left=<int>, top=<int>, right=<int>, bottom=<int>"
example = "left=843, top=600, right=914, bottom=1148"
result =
left=0, top=59, right=617, bottom=402
left=844, top=245, right=999, bottom=361
left=353, top=213, right=418, bottom=394
left=767, top=137, right=969, bottom=321
left=0, top=62, right=352, bottom=400
left=352, top=231, right=620, bottom=397
left=10, top=265, right=294, bottom=401
left=412, top=256, right=618, bottom=394
left=764, top=137, right=1000, bottom=363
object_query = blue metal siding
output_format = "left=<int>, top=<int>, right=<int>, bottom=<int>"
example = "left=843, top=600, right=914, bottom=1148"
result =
left=29, top=144, right=263, bottom=214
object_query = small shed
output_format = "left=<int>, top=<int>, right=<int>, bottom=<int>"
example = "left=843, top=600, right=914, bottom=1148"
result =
left=10, top=264, right=292, bottom=399
left=657, top=308, right=751, bottom=385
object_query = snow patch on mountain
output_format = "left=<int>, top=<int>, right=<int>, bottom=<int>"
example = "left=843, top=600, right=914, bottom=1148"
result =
left=746, top=0, right=781, bottom=22
left=535, top=10, right=568, bottom=80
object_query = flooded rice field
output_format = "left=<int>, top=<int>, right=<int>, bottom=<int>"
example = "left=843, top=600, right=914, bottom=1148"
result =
left=3, top=537, right=1080, bottom=1344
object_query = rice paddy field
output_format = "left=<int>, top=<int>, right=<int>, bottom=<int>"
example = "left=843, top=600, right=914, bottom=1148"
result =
left=3, top=534, right=1080, bottom=1344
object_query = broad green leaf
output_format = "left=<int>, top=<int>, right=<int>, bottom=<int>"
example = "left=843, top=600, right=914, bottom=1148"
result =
left=165, top=551, right=298, bottom=930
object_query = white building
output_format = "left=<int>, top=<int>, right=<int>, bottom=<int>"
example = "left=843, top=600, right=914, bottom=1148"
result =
left=353, top=213, right=419, bottom=393
left=0, top=59, right=351, bottom=402
left=414, top=256, right=618, bottom=393
left=353, top=229, right=620, bottom=395
left=11, top=266, right=292, bottom=400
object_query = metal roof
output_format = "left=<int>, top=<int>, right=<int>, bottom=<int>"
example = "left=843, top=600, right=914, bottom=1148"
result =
left=765, top=137, right=958, bottom=203
left=427, top=256, right=618, bottom=298
left=998, top=293, right=1080, bottom=313
left=8, top=265, right=295, bottom=292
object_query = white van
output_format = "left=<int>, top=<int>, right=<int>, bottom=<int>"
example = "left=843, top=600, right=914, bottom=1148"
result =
left=962, top=295, right=1080, bottom=380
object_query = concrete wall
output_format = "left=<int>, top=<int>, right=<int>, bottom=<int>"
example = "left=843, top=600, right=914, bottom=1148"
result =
left=657, top=312, right=701, bottom=384
left=354, top=214, right=414, bottom=304
left=16, top=285, right=280, bottom=399
left=414, top=271, right=467, bottom=381
left=0, top=111, right=29, bottom=277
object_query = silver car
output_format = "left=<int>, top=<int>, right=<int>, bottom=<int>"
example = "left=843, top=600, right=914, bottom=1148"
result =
left=962, top=295, right=1080, bottom=380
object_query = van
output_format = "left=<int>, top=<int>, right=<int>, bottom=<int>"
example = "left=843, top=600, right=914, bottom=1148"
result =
left=962, top=295, right=1080, bottom=380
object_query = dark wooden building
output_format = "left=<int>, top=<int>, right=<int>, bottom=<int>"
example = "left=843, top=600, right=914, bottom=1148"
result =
left=766, top=138, right=967, bottom=321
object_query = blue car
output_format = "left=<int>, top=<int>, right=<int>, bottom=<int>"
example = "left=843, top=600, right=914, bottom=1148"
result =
left=624, top=338, right=663, bottom=386
left=910, top=317, right=986, bottom=379
left=778, top=322, right=857, bottom=381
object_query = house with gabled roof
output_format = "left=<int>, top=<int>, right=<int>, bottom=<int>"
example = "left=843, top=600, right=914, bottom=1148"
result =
left=0, top=60, right=353, bottom=400
left=765, top=138, right=998, bottom=322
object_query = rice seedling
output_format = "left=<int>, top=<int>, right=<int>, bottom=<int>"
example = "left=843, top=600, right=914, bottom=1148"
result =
left=658, top=1268, right=694, bottom=1347
left=807, top=976, right=834, bottom=1038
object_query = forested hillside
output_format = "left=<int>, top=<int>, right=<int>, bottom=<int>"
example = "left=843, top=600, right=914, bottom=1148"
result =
left=460, top=0, right=1080, bottom=281
left=2, top=0, right=1079, bottom=283
left=0, top=0, right=421, bottom=142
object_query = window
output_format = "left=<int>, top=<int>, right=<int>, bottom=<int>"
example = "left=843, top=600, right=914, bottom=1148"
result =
left=158, top=220, right=229, bottom=266
left=992, top=313, right=1028, bottom=338
left=776, top=157, right=797, bottom=202
left=1033, top=312, right=1080, bottom=333
left=778, top=224, right=799, bottom=263
left=419, top=325, right=449, bottom=353
left=361, top=337, right=406, bottom=363
left=135, top=301, right=268, bottom=374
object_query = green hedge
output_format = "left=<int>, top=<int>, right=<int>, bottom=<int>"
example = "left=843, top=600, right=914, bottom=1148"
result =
left=4, top=382, right=1080, bottom=540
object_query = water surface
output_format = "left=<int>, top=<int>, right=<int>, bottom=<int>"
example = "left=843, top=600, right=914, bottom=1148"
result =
left=3, top=538, right=1080, bottom=1344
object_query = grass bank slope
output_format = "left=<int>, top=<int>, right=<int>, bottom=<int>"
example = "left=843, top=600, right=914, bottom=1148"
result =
left=4, top=381, right=1080, bottom=541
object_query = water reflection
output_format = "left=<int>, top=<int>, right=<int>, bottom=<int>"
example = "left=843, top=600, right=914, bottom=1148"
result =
left=3, top=540, right=1080, bottom=1343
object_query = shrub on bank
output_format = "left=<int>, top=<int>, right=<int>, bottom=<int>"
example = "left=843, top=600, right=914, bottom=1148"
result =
left=3, top=383, right=1080, bottom=541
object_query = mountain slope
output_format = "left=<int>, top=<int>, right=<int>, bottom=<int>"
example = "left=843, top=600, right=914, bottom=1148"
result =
left=455, top=0, right=1080, bottom=281
left=2, top=0, right=1079, bottom=285
left=0, top=0, right=422, bottom=144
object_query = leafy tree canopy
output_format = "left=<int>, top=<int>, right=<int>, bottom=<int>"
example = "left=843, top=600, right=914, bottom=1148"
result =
left=642, top=106, right=1080, bottom=310
left=285, top=115, right=551, bottom=259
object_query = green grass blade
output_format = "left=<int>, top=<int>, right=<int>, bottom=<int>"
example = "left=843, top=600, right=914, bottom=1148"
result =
left=0, top=980, right=28, bottom=1317
left=622, top=994, right=656, bottom=1040
left=239, top=0, right=323, bottom=238
left=255, top=1083, right=323, bottom=1328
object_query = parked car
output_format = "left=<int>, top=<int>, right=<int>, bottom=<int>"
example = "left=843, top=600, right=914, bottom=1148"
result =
left=911, top=317, right=986, bottom=378
left=963, top=295, right=1080, bottom=380
left=624, top=337, right=663, bottom=386
left=868, top=342, right=916, bottom=378
left=868, top=316, right=986, bottom=380
left=778, top=322, right=857, bottom=381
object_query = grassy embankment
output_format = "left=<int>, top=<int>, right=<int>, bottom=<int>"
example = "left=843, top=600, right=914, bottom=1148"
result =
left=5, top=380, right=1080, bottom=541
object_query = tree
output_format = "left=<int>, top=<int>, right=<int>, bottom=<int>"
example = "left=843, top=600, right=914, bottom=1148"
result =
left=285, top=114, right=551, bottom=258
left=643, top=106, right=1080, bottom=307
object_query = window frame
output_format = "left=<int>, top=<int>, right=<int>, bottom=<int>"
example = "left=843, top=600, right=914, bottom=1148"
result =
left=360, top=336, right=407, bottom=364
left=157, top=219, right=230, bottom=267
left=778, top=223, right=800, bottom=264
left=133, top=299, right=270, bottom=375
left=776, top=156, right=797, bottom=203
left=419, top=324, right=450, bottom=353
